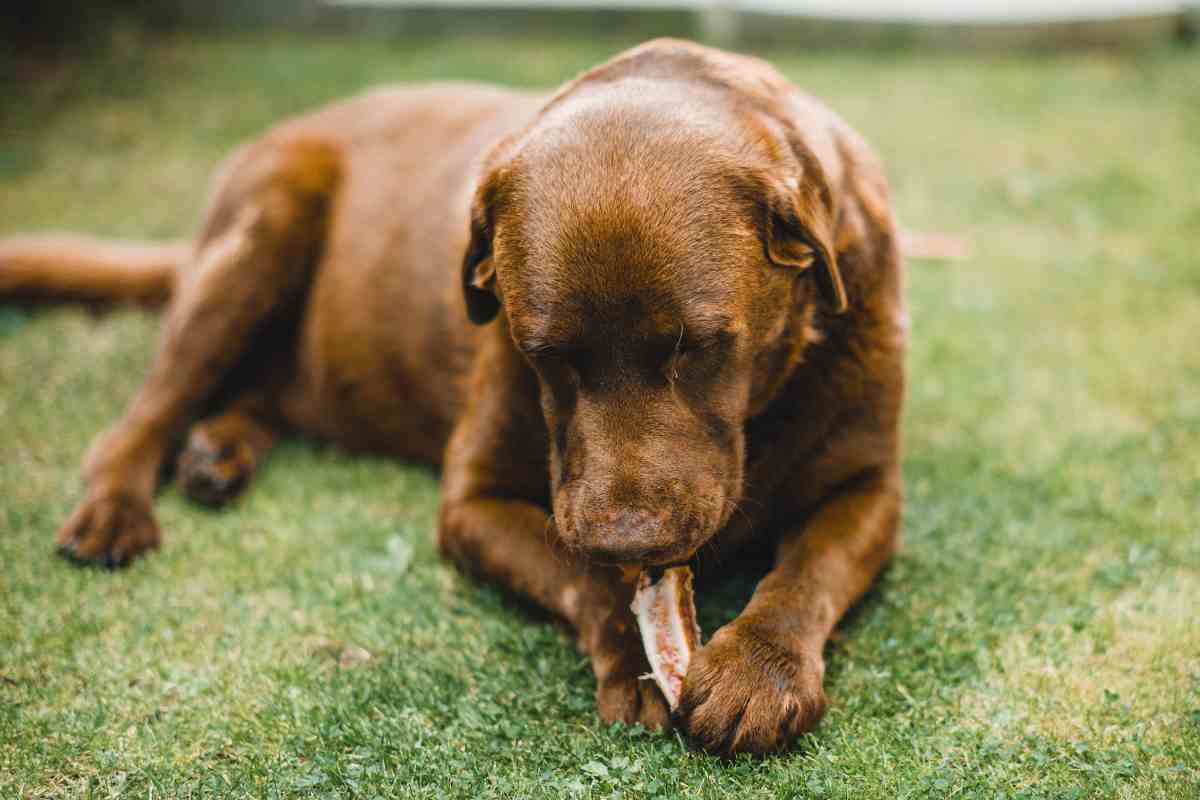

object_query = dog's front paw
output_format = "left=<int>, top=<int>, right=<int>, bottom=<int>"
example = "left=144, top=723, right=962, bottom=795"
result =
left=595, top=669, right=672, bottom=732
left=57, top=491, right=160, bottom=568
left=582, top=604, right=672, bottom=733
left=677, top=621, right=826, bottom=757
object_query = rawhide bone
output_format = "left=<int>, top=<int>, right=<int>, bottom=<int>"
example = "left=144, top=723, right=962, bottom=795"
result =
left=630, top=566, right=701, bottom=710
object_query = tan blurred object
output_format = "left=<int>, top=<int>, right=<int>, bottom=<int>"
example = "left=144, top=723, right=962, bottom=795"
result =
left=899, top=229, right=971, bottom=261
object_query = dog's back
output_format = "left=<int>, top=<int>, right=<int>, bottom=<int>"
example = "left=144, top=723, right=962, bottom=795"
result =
left=0, top=83, right=545, bottom=458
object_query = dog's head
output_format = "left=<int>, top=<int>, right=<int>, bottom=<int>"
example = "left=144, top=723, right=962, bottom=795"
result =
left=461, top=42, right=849, bottom=566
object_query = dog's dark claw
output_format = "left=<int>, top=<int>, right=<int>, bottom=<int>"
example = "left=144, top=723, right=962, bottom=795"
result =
left=55, top=492, right=160, bottom=568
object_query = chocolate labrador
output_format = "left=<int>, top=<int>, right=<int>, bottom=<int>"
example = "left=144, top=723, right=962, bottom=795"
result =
left=0, top=39, right=905, bottom=756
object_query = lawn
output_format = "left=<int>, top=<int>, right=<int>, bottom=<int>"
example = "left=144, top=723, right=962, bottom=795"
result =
left=1, top=28, right=1198, bottom=799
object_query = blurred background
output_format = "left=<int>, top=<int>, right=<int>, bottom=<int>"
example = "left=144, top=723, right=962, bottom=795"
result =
left=4, top=0, right=1199, bottom=50
left=2, top=2, right=1197, bottom=798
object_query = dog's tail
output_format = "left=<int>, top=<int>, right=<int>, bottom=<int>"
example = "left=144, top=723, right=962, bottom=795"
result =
left=0, top=234, right=188, bottom=310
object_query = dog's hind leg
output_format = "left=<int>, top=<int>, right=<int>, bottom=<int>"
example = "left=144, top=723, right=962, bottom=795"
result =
left=175, top=388, right=281, bottom=508
left=57, top=138, right=341, bottom=566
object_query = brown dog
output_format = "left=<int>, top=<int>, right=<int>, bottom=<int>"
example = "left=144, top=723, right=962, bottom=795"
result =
left=0, top=39, right=905, bottom=757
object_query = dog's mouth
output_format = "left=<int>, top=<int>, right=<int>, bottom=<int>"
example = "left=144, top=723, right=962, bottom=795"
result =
left=617, top=560, right=690, bottom=583
left=575, top=535, right=703, bottom=570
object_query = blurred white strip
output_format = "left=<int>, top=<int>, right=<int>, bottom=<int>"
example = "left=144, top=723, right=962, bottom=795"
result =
left=324, top=0, right=1183, bottom=24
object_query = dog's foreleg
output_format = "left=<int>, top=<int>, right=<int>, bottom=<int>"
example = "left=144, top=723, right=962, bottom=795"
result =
left=438, top=495, right=671, bottom=731
left=677, top=466, right=901, bottom=756
left=437, top=326, right=671, bottom=731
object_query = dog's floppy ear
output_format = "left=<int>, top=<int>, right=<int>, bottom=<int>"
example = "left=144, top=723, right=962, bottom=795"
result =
left=461, top=165, right=507, bottom=325
left=764, top=170, right=848, bottom=314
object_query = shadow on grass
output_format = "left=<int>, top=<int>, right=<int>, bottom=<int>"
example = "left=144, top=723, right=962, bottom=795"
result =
left=0, top=307, right=32, bottom=338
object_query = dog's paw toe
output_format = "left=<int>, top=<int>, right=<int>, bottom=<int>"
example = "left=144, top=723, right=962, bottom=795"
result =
left=176, top=430, right=255, bottom=508
left=57, top=492, right=160, bottom=568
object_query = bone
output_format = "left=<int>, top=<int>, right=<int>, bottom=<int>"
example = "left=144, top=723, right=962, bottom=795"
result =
left=630, top=566, right=702, bottom=710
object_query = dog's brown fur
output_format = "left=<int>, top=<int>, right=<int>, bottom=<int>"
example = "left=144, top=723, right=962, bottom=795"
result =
left=0, top=40, right=905, bottom=757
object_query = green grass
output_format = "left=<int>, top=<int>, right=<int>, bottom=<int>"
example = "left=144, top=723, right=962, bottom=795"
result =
left=2, top=30, right=1199, bottom=799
